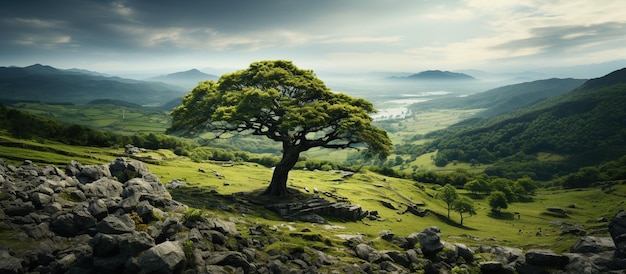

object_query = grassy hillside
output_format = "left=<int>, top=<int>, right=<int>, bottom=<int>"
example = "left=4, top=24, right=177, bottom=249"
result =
left=1, top=133, right=623, bottom=254
left=405, top=70, right=626, bottom=180
left=6, top=101, right=170, bottom=134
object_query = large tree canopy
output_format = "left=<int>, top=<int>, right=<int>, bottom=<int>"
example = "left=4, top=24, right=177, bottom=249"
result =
left=168, top=60, right=392, bottom=197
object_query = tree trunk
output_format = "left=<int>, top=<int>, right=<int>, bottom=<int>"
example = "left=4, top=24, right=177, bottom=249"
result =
left=460, top=213, right=464, bottom=226
left=264, top=145, right=301, bottom=197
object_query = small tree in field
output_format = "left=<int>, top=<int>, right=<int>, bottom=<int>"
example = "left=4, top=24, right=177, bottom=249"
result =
left=452, top=196, right=476, bottom=226
left=167, top=60, right=392, bottom=197
left=488, top=191, right=508, bottom=213
left=437, top=184, right=458, bottom=219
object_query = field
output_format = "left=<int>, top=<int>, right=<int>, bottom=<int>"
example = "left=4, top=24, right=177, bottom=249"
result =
left=1, top=134, right=623, bottom=254
left=7, top=102, right=170, bottom=133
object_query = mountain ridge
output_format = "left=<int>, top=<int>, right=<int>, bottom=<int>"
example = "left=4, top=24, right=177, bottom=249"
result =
left=0, top=64, right=187, bottom=106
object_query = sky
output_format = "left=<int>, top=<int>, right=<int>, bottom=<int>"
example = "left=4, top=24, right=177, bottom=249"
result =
left=1, top=0, right=626, bottom=78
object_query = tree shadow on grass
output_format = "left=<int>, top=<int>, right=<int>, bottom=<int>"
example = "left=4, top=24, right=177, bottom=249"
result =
left=487, top=211, right=515, bottom=220
left=430, top=210, right=478, bottom=231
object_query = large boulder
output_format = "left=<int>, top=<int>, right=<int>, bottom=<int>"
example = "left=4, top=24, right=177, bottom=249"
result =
left=137, top=241, right=186, bottom=274
left=609, top=210, right=626, bottom=256
left=50, top=208, right=97, bottom=237
left=525, top=249, right=569, bottom=269
left=81, top=177, right=123, bottom=199
left=570, top=236, right=616, bottom=253
left=108, top=157, right=151, bottom=183
left=416, top=226, right=444, bottom=255
left=66, top=160, right=111, bottom=184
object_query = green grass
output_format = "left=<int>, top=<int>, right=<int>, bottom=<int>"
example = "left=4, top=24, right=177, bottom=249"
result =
left=1, top=134, right=621, bottom=255
left=8, top=102, right=170, bottom=133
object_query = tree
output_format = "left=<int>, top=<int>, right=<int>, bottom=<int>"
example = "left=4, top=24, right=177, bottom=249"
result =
left=167, top=60, right=392, bottom=197
left=437, top=184, right=458, bottom=219
left=488, top=191, right=508, bottom=213
left=452, top=196, right=476, bottom=226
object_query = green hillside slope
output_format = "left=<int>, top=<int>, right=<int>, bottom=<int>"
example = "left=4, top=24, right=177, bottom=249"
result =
left=411, top=68, right=626, bottom=180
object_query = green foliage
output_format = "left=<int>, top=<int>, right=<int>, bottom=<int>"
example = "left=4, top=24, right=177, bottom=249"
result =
left=0, top=103, right=193, bottom=155
left=488, top=191, right=508, bottom=213
left=168, top=60, right=392, bottom=196
left=452, top=196, right=476, bottom=226
left=437, top=184, right=458, bottom=219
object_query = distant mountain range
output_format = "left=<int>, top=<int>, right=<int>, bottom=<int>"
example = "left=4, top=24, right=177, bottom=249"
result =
left=146, top=69, right=218, bottom=90
left=389, top=70, right=476, bottom=81
left=0, top=64, right=188, bottom=106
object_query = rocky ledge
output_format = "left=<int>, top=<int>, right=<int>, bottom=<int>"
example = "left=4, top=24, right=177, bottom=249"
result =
left=0, top=158, right=625, bottom=273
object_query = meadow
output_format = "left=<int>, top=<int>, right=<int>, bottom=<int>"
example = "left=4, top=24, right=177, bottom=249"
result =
left=1, top=133, right=622, bottom=255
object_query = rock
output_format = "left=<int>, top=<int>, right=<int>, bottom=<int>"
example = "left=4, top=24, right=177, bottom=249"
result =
left=50, top=208, right=97, bottom=237
left=138, top=241, right=185, bottom=273
left=0, top=249, right=24, bottom=274
left=379, top=230, right=395, bottom=241
left=23, top=222, right=53, bottom=240
left=525, top=249, right=569, bottom=269
left=87, top=199, right=108, bottom=220
left=455, top=243, right=474, bottom=263
left=381, top=250, right=410, bottom=268
left=66, top=160, right=111, bottom=184
left=479, top=245, right=524, bottom=264
left=81, top=177, right=123, bottom=199
left=480, top=261, right=504, bottom=272
left=571, top=236, right=616, bottom=253
left=96, top=214, right=135, bottom=234
left=609, top=210, right=626, bottom=256
left=354, top=243, right=382, bottom=262
left=1, top=199, right=35, bottom=216
left=205, top=251, right=253, bottom=273
left=109, top=157, right=150, bottom=183
left=416, top=226, right=444, bottom=255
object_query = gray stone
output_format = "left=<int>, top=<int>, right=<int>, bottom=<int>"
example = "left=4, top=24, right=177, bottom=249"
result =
left=416, top=226, right=444, bottom=255
left=609, top=210, right=626, bottom=256
left=571, top=236, right=616, bottom=253
left=0, top=249, right=24, bottom=274
left=23, top=222, right=53, bottom=240
left=88, top=199, right=108, bottom=220
left=81, top=177, right=123, bottom=199
left=205, top=251, right=253, bottom=273
left=50, top=208, right=96, bottom=237
left=30, top=192, right=52, bottom=207
left=66, top=160, right=111, bottom=184
left=354, top=243, right=382, bottom=262
left=109, top=157, right=150, bottom=183
left=138, top=241, right=186, bottom=273
left=1, top=199, right=35, bottom=216
left=525, top=249, right=569, bottom=269
left=96, top=214, right=135, bottom=234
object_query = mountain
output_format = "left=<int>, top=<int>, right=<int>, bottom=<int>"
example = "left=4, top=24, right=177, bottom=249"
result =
left=0, top=64, right=187, bottom=106
left=416, top=78, right=587, bottom=117
left=414, top=67, right=626, bottom=180
left=389, top=70, right=476, bottom=81
left=147, top=69, right=218, bottom=90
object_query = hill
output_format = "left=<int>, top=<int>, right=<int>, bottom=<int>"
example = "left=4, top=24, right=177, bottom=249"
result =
left=411, top=68, right=626, bottom=180
left=0, top=64, right=187, bottom=106
left=147, top=69, right=218, bottom=90
left=415, top=78, right=587, bottom=117
left=389, top=70, right=476, bottom=81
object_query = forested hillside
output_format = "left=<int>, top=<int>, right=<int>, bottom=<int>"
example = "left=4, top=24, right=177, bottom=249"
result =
left=401, top=68, right=626, bottom=181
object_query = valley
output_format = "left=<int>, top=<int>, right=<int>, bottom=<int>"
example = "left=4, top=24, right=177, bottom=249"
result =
left=1, top=64, right=626, bottom=273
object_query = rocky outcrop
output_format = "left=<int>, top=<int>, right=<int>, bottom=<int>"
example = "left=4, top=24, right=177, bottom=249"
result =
left=610, top=210, right=626, bottom=256
left=0, top=157, right=625, bottom=273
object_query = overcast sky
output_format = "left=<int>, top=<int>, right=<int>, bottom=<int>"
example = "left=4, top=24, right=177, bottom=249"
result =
left=1, top=0, right=625, bottom=77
